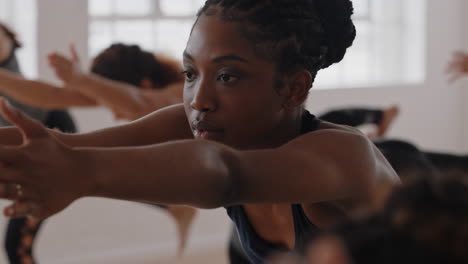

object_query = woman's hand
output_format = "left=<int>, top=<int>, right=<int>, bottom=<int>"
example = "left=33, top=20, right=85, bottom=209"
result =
left=0, top=98, right=93, bottom=219
left=446, top=51, right=468, bottom=83
left=48, top=43, right=84, bottom=87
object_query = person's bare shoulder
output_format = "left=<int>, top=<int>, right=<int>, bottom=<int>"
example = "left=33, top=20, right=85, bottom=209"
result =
left=290, top=122, right=399, bottom=213
left=289, top=120, right=368, bottom=150
left=286, top=120, right=399, bottom=192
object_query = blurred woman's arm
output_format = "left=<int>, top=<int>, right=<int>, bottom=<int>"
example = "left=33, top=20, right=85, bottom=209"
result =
left=49, top=49, right=183, bottom=120
left=0, top=69, right=97, bottom=109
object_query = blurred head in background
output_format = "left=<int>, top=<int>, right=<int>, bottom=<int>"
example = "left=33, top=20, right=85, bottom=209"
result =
left=90, top=43, right=183, bottom=90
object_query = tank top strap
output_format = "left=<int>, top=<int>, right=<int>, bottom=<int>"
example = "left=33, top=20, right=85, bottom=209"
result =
left=291, top=204, right=319, bottom=251
left=301, top=110, right=321, bottom=135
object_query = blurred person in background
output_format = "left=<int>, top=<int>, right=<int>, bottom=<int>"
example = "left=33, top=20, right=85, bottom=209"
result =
left=2, top=42, right=197, bottom=263
left=270, top=174, right=468, bottom=264
left=1, top=21, right=77, bottom=264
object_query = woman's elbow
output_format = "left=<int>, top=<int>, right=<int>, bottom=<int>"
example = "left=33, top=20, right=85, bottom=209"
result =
left=194, top=144, right=241, bottom=208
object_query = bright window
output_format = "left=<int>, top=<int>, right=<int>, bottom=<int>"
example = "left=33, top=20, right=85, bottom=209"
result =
left=314, top=0, right=426, bottom=89
left=0, top=0, right=37, bottom=78
left=88, top=0, right=426, bottom=89
left=88, top=0, right=205, bottom=60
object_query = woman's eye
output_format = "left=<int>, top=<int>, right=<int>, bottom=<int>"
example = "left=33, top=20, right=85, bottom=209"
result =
left=182, top=71, right=196, bottom=81
left=218, top=73, right=238, bottom=83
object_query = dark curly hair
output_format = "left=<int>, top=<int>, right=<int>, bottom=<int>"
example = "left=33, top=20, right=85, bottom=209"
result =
left=90, top=43, right=183, bottom=89
left=196, top=0, right=356, bottom=81
left=0, top=22, right=22, bottom=49
left=316, top=175, right=468, bottom=264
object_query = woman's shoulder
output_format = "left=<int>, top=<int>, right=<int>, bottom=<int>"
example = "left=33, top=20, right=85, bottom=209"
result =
left=293, top=121, right=369, bottom=149
left=317, top=120, right=364, bottom=135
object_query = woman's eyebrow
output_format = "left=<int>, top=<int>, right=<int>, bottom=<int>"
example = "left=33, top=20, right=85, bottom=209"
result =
left=183, top=50, right=250, bottom=64
left=212, top=54, right=250, bottom=64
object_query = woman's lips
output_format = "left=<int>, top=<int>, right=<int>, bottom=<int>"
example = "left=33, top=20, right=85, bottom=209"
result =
left=191, top=120, right=224, bottom=140
left=194, top=129, right=224, bottom=140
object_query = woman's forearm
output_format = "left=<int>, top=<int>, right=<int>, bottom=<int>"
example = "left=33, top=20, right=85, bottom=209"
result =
left=78, top=140, right=236, bottom=208
left=71, top=74, right=151, bottom=119
left=0, top=69, right=97, bottom=109
left=0, top=104, right=191, bottom=147
left=71, top=74, right=184, bottom=120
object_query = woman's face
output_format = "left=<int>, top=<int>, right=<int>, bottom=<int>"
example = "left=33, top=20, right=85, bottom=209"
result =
left=183, top=14, right=291, bottom=149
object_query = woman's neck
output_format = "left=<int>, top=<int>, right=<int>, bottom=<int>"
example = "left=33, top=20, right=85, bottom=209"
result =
left=249, top=109, right=305, bottom=150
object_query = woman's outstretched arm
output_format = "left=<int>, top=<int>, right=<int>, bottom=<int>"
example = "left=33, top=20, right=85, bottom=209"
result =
left=0, top=69, right=97, bottom=109
left=48, top=49, right=183, bottom=120
left=60, top=73, right=184, bottom=120
left=0, top=103, right=191, bottom=147
left=0, top=101, right=398, bottom=219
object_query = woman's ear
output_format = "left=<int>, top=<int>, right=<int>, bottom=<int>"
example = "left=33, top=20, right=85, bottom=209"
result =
left=281, top=70, right=313, bottom=109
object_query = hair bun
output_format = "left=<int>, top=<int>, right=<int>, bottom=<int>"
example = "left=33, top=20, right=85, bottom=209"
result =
left=314, top=0, right=356, bottom=69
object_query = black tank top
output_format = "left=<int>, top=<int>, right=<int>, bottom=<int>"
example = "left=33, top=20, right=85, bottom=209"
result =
left=225, top=110, right=321, bottom=264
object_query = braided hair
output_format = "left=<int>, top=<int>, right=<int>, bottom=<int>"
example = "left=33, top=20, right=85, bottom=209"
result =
left=196, top=0, right=356, bottom=81
left=90, top=43, right=183, bottom=89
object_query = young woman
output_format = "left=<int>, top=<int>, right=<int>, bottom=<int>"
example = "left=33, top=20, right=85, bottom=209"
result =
left=0, top=1, right=399, bottom=263
left=0, top=22, right=77, bottom=264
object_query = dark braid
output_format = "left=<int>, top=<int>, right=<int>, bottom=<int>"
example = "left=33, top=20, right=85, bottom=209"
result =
left=90, top=43, right=183, bottom=88
left=196, top=0, right=356, bottom=80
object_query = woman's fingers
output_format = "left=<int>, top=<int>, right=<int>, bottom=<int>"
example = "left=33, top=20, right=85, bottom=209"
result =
left=446, top=52, right=468, bottom=79
left=69, top=43, right=80, bottom=63
left=0, top=182, right=38, bottom=200
left=48, top=52, right=75, bottom=83
left=50, top=52, right=72, bottom=67
left=0, top=183, right=22, bottom=200
left=48, top=53, right=69, bottom=69
left=0, top=98, right=49, bottom=141
left=48, top=52, right=62, bottom=68
left=4, top=201, right=42, bottom=219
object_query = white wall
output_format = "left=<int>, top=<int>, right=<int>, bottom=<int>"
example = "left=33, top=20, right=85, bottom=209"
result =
left=461, top=0, right=468, bottom=149
left=1, top=0, right=468, bottom=263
